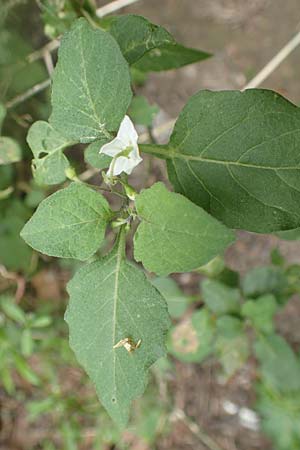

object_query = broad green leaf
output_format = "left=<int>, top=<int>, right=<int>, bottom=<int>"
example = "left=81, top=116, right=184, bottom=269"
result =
left=21, top=182, right=112, bottom=260
left=85, top=139, right=112, bottom=169
left=168, top=309, right=215, bottom=363
left=134, top=182, right=234, bottom=276
left=256, top=384, right=300, bottom=450
left=129, top=95, right=159, bottom=127
left=134, top=42, right=211, bottom=72
left=0, top=103, right=6, bottom=130
left=242, top=266, right=287, bottom=301
left=50, top=18, right=132, bottom=143
left=108, top=14, right=174, bottom=65
left=107, top=14, right=210, bottom=72
left=65, top=236, right=170, bottom=426
left=27, top=121, right=73, bottom=185
left=201, top=279, right=240, bottom=315
left=151, top=277, right=189, bottom=319
left=241, top=294, right=278, bottom=334
left=141, top=90, right=300, bottom=232
left=215, top=316, right=249, bottom=379
left=0, top=137, right=21, bottom=165
left=32, top=152, right=70, bottom=186
left=254, top=334, right=300, bottom=392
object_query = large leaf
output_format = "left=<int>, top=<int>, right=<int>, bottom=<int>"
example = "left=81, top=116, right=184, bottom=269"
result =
left=50, top=18, right=132, bottom=143
left=65, top=234, right=170, bottom=426
left=27, top=121, right=73, bottom=185
left=134, top=42, right=210, bottom=72
left=21, top=182, right=112, bottom=260
left=107, top=14, right=210, bottom=72
left=108, top=14, right=173, bottom=65
left=141, top=90, right=300, bottom=232
left=134, top=182, right=235, bottom=276
left=0, top=137, right=21, bottom=165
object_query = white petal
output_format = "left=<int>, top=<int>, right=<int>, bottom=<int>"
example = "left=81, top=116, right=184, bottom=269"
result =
left=117, top=115, right=138, bottom=146
left=129, top=143, right=141, bottom=160
left=108, top=156, right=131, bottom=176
left=100, top=138, right=124, bottom=157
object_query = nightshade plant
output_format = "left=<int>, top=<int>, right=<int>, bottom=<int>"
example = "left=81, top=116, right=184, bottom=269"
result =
left=19, top=14, right=300, bottom=427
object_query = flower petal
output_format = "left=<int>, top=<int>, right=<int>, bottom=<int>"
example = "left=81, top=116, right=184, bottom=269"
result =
left=117, top=115, right=138, bottom=146
left=107, top=156, right=131, bottom=176
left=100, top=138, right=124, bottom=157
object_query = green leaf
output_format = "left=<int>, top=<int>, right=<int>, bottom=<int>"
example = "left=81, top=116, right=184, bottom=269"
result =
left=256, top=384, right=300, bottom=450
left=0, top=137, right=21, bottom=165
left=108, top=14, right=174, bottom=65
left=84, top=139, right=112, bottom=169
left=151, top=277, right=189, bottom=319
left=1, top=296, right=26, bottom=324
left=32, top=316, right=52, bottom=328
left=168, top=308, right=215, bottom=363
left=50, top=18, right=132, bottom=143
left=129, top=95, right=159, bottom=127
left=215, top=316, right=249, bottom=379
left=242, top=266, right=287, bottom=301
left=134, top=182, right=234, bottom=276
left=254, top=334, right=300, bottom=392
left=21, top=329, right=34, bottom=357
left=107, top=14, right=210, bottom=72
left=27, top=121, right=72, bottom=185
left=201, top=279, right=240, bottom=315
left=142, top=90, right=300, bottom=232
left=21, top=182, right=111, bottom=260
left=65, top=235, right=170, bottom=426
left=134, top=42, right=211, bottom=72
left=14, top=355, right=40, bottom=385
left=241, top=294, right=278, bottom=334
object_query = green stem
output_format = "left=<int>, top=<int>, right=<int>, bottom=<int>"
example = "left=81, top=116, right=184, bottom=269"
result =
left=139, top=143, right=172, bottom=160
left=117, top=225, right=127, bottom=259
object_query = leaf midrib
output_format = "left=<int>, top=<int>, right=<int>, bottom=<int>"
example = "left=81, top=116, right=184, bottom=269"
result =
left=112, top=233, right=124, bottom=400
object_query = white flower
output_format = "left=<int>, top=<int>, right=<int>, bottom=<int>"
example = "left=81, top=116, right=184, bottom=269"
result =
left=100, top=115, right=142, bottom=177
